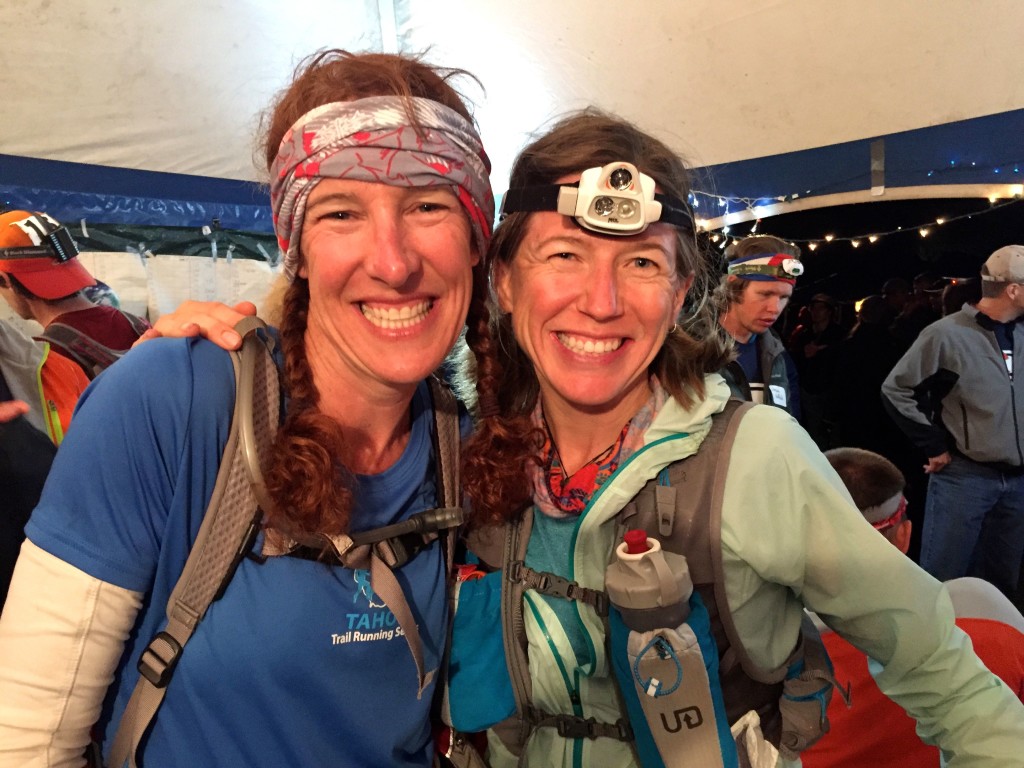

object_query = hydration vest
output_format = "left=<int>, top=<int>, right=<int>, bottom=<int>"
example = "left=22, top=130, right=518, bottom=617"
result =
left=442, top=399, right=844, bottom=768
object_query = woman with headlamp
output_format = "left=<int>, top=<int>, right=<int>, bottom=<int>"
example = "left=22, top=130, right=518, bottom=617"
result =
left=448, top=108, right=1024, bottom=767
left=0, top=49, right=493, bottom=767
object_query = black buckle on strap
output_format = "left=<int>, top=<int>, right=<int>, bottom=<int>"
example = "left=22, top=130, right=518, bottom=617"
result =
left=548, top=715, right=633, bottom=741
left=372, top=531, right=431, bottom=569
left=507, top=560, right=609, bottom=616
left=556, top=716, right=599, bottom=740
left=137, top=631, right=183, bottom=688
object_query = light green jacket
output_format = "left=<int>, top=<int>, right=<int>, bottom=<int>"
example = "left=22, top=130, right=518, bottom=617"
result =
left=489, top=374, right=1024, bottom=768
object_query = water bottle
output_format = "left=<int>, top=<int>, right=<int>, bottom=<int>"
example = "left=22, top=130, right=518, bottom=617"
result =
left=605, top=530, right=734, bottom=767
left=605, top=529, right=693, bottom=631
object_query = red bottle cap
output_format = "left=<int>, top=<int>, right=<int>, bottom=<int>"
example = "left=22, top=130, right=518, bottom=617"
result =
left=624, top=529, right=650, bottom=554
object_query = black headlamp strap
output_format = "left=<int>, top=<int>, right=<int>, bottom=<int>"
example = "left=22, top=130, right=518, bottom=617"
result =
left=656, top=197, right=695, bottom=231
left=500, top=184, right=567, bottom=217
left=0, top=246, right=54, bottom=260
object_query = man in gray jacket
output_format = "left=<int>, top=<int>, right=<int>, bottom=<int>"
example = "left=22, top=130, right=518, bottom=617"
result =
left=882, top=244, right=1024, bottom=599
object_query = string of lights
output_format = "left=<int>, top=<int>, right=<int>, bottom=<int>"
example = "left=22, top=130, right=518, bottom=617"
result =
left=689, top=157, right=1024, bottom=215
left=700, top=196, right=1024, bottom=252
left=926, top=157, right=1024, bottom=178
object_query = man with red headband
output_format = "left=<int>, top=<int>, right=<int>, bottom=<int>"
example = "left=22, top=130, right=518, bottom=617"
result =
left=715, top=234, right=803, bottom=417
left=0, top=210, right=149, bottom=378
left=803, top=447, right=1024, bottom=768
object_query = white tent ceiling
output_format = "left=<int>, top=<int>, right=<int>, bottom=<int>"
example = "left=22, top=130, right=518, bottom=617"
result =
left=2, top=0, right=1023, bottom=333
left=4, top=0, right=1023, bottom=198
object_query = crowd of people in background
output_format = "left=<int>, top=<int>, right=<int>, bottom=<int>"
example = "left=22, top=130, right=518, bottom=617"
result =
left=766, top=252, right=1023, bottom=611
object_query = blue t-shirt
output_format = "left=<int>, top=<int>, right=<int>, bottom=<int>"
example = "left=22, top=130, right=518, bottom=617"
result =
left=735, top=335, right=761, bottom=383
left=27, top=337, right=448, bottom=767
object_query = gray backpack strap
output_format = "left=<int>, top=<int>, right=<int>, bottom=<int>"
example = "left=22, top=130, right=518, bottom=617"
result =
left=119, top=309, right=151, bottom=338
left=428, top=375, right=461, bottom=576
left=36, top=323, right=121, bottom=378
left=428, top=375, right=459, bottom=507
left=108, top=316, right=279, bottom=768
left=620, top=401, right=786, bottom=730
left=704, top=400, right=842, bottom=750
left=625, top=399, right=841, bottom=759
left=501, top=509, right=536, bottom=762
left=705, top=401, right=782, bottom=684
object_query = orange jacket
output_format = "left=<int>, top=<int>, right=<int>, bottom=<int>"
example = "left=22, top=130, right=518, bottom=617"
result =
left=36, top=344, right=90, bottom=444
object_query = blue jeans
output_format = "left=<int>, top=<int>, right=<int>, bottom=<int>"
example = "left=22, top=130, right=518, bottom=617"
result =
left=920, top=454, right=1024, bottom=597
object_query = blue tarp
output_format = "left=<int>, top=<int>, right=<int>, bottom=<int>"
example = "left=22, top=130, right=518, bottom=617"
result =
left=690, top=108, right=1024, bottom=215
left=3, top=108, right=1022, bottom=233
left=0, top=154, right=273, bottom=233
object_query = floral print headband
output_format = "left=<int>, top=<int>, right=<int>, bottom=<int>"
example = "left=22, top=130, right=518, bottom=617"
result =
left=270, top=95, right=495, bottom=280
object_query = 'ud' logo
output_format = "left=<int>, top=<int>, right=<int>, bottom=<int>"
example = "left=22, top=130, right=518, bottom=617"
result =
left=661, top=706, right=703, bottom=733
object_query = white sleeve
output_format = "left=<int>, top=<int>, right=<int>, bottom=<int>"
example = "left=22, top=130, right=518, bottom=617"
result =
left=946, top=577, right=1024, bottom=632
left=0, top=540, right=143, bottom=768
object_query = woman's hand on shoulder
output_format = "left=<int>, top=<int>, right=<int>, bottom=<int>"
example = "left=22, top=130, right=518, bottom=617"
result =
left=133, top=300, right=257, bottom=351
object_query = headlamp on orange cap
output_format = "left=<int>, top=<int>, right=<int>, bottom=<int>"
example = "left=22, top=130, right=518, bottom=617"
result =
left=0, top=211, right=94, bottom=300
left=0, top=211, right=79, bottom=263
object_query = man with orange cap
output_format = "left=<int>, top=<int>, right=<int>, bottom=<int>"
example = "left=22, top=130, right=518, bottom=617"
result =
left=0, top=210, right=149, bottom=378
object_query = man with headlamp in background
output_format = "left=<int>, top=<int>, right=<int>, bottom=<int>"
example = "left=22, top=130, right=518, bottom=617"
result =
left=715, top=235, right=803, bottom=417
left=0, top=210, right=149, bottom=379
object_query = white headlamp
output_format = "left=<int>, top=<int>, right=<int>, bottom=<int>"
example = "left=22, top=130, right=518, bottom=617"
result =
left=727, top=254, right=804, bottom=281
left=500, top=162, right=693, bottom=236
left=781, top=258, right=804, bottom=277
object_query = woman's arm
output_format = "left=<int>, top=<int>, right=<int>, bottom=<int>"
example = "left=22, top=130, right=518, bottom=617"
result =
left=0, top=541, right=142, bottom=768
left=722, top=406, right=1024, bottom=766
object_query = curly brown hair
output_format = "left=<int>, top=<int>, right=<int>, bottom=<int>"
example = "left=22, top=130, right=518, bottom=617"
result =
left=456, top=108, right=733, bottom=526
left=260, top=49, right=485, bottom=538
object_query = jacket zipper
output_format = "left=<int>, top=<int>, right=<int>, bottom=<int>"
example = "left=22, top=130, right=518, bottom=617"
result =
left=961, top=403, right=970, bottom=452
